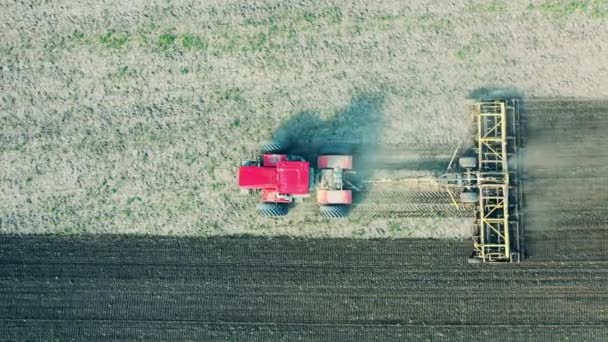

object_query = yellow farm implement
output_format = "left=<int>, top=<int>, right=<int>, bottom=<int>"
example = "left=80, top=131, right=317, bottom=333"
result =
left=444, top=100, right=523, bottom=262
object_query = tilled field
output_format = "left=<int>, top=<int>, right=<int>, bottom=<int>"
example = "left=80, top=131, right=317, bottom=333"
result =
left=1, top=236, right=607, bottom=341
left=522, top=99, right=608, bottom=260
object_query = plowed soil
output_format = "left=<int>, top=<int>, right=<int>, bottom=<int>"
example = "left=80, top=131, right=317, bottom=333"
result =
left=522, top=99, right=608, bottom=260
left=1, top=236, right=607, bottom=341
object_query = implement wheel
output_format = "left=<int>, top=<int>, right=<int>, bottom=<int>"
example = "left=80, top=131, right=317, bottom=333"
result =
left=320, top=205, right=349, bottom=219
left=459, top=156, right=477, bottom=169
left=257, top=203, right=288, bottom=217
left=459, top=191, right=479, bottom=203
left=467, top=257, right=482, bottom=264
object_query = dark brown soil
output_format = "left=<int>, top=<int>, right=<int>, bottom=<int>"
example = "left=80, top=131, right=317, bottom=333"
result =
left=1, top=236, right=607, bottom=341
left=522, top=99, right=608, bottom=260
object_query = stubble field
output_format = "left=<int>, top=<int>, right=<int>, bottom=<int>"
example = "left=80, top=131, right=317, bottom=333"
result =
left=2, top=0, right=608, bottom=238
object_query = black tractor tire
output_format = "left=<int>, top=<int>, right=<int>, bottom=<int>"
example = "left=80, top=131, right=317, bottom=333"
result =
left=257, top=203, right=288, bottom=217
left=241, top=160, right=259, bottom=166
left=459, top=156, right=477, bottom=169
left=260, top=141, right=286, bottom=154
left=319, top=205, right=349, bottom=218
left=459, top=190, right=479, bottom=204
left=319, top=143, right=351, bottom=155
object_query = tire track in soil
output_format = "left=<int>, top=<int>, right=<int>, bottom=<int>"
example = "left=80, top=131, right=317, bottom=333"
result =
left=239, top=186, right=462, bottom=219
left=1, top=236, right=607, bottom=341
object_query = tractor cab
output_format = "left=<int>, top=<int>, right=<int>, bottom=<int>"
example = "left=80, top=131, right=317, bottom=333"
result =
left=238, top=154, right=311, bottom=200
left=275, top=161, right=310, bottom=195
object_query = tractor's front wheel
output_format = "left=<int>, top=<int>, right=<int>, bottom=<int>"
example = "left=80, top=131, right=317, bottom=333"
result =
left=319, top=205, right=349, bottom=218
left=257, top=203, right=288, bottom=217
left=260, top=141, right=287, bottom=154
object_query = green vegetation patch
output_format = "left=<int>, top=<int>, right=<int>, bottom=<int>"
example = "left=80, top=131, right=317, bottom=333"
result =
left=467, top=0, right=507, bottom=13
left=182, top=34, right=208, bottom=50
left=455, top=44, right=481, bottom=60
left=99, top=30, right=129, bottom=48
left=158, top=32, right=177, bottom=49
left=534, top=0, right=608, bottom=18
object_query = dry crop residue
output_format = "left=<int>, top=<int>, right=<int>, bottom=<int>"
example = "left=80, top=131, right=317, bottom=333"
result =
left=2, top=0, right=608, bottom=237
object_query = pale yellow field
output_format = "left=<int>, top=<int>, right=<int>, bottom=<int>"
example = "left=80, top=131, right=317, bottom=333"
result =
left=1, top=0, right=608, bottom=237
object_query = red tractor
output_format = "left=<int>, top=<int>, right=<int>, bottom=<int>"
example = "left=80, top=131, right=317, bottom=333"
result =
left=238, top=143, right=358, bottom=218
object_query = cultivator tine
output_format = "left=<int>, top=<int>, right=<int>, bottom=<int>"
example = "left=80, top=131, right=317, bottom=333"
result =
left=446, top=141, right=462, bottom=171
left=445, top=188, right=460, bottom=208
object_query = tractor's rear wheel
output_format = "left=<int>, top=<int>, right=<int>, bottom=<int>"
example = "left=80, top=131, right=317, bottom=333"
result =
left=260, top=141, right=286, bottom=154
left=257, top=203, right=288, bottom=217
left=459, top=156, right=477, bottom=169
left=319, top=205, right=349, bottom=218
left=319, top=143, right=351, bottom=155
left=459, top=190, right=479, bottom=203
